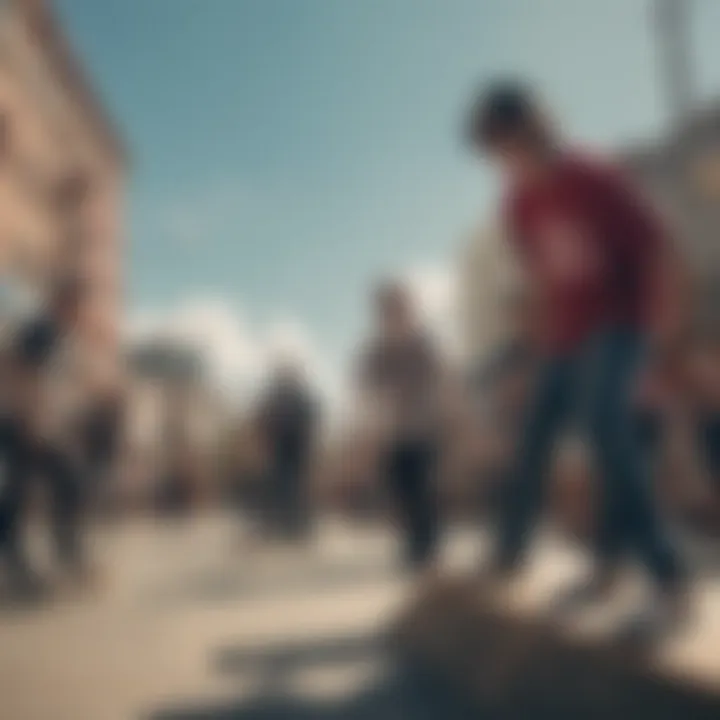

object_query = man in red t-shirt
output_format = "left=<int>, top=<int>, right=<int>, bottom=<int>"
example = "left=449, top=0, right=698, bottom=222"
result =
left=467, top=81, right=687, bottom=638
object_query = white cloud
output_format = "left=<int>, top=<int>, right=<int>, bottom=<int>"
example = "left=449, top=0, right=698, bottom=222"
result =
left=125, top=296, right=341, bottom=411
left=125, top=260, right=460, bottom=424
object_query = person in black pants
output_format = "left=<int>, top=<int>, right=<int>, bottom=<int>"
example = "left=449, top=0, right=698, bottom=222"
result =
left=357, top=281, right=445, bottom=572
left=386, top=440, right=439, bottom=569
left=256, top=361, right=319, bottom=541
left=0, top=277, right=88, bottom=594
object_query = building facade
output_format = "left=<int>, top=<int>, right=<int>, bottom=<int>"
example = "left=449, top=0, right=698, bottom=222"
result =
left=0, top=0, right=125, bottom=364
left=621, top=106, right=720, bottom=336
left=458, top=223, right=523, bottom=368
left=125, top=339, right=229, bottom=509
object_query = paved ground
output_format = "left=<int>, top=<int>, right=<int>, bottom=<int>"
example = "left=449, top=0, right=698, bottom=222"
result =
left=0, top=516, right=483, bottom=720
left=2, top=515, right=720, bottom=719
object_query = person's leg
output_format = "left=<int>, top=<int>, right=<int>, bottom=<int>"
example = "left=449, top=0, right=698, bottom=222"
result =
left=552, top=336, right=640, bottom=613
left=263, top=450, right=283, bottom=538
left=586, top=331, right=685, bottom=631
left=402, top=442, right=440, bottom=570
left=85, top=448, right=113, bottom=520
left=636, top=409, right=663, bottom=475
left=294, top=450, right=313, bottom=541
left=387, top=444, right=417, bottom=569
left=0, top=422, right=39, bottom=591
left=277, top=450, right=301, bottom=540
left=492, top=357, right=572, bottom=574
left=44, top=446, right=86, bottom=576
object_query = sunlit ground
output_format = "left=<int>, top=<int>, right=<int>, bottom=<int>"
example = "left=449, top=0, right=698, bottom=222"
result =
left=2, top=514, right=720, bottom=719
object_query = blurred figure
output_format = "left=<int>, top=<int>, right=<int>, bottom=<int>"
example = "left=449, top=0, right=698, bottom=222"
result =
left=77, top=380, right=125, bottom=519
left=357, top=280, right=444, bottom=573
left=0, top=276, right=90, bottom=596
left=255, top=358, right=319, bottom=542
left=467, top=80, right=687, bottom=637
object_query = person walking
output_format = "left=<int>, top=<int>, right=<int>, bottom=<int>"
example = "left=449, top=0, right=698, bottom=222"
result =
left=466, top=81, right=688, bottom=637
left=357, top=281, right=445, bottom=574
left=256, top=360, right=319, bottom=542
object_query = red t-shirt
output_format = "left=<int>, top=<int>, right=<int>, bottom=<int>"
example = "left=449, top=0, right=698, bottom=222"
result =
left=505, top=152, right=665, bottom=352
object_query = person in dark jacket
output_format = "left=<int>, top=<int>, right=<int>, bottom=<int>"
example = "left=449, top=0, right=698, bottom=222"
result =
left=256, top=360, right=319, bottom=541
left=0, top=277, right=88, bottom=596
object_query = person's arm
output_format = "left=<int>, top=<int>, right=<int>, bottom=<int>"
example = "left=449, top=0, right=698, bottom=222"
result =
left=587, top=161, right=688, bottom=350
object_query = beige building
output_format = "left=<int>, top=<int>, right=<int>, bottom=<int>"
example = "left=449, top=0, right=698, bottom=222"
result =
left=621, top=105, right=720, bottom=335
left=0, top=0, right=126, bottom=362
left=124, top=339, right=230, bottom=508
left=459, top=223, right=523, bottom=367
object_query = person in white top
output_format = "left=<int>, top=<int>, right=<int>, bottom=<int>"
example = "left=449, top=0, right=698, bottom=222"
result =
left=356, top=280, right=445, bottom=573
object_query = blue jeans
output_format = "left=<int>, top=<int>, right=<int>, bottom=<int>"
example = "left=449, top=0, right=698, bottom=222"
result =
left=496, top=327, right=682, bottom=588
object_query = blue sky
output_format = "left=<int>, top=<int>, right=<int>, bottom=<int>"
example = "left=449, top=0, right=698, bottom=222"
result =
left=54, top=0, right=720, bottom=379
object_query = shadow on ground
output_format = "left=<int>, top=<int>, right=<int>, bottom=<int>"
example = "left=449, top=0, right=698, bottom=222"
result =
left=149, top=666, right=475, bottom=720
left=214, top=630, right=384, bottom=678
left=392, top=576, right=720, bottom=720
left=149, top=625, right=477, bottom=720
left=148, top=574, right=720, bottom=720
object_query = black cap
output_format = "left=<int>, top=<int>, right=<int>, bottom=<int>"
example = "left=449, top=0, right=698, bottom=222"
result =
left=466, top=79, right=542, bottom=149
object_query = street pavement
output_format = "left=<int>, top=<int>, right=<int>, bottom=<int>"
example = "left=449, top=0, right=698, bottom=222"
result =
left=0, top=515, right=481, bottom=720
left=3, top=515, right=720, bottom=719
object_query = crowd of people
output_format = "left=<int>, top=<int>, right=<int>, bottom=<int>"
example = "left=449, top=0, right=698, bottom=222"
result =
left=0, top=276, right=123, bottom=600
left=1, top=80, right=720, bottom=648
left=325, top=79, right=720, bottom=643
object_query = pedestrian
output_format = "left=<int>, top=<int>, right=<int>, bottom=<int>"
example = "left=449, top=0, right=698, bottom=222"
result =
left=0, top=276, right=93, bottom=595
left=256, top=359, right=319, bottom=542
left=357, top=281, right=445, bottom=575
left=466, top=80, right=688, bottom=638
